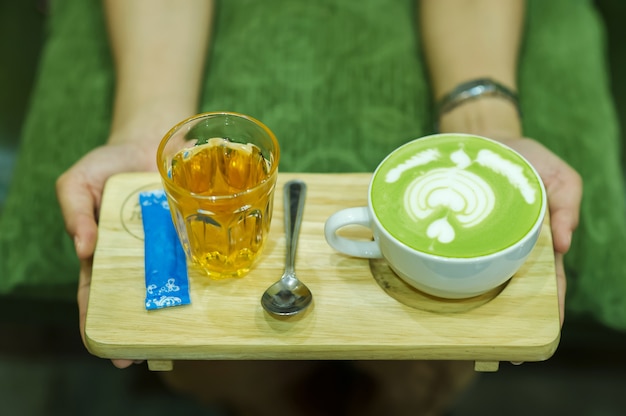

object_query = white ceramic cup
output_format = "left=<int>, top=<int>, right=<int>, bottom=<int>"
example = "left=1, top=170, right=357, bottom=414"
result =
left=324, top=133, right=547, bottom=299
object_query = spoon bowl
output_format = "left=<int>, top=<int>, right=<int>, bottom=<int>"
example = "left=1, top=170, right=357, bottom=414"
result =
left=261, top=180, right=313, bottom=316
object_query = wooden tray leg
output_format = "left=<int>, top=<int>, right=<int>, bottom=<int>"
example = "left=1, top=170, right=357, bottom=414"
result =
left=148, top=359, right=174, bottom=371
left=474, top=361, right=499, bottom=372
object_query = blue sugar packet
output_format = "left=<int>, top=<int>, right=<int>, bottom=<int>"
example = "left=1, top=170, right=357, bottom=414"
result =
left=139, top=190, right=190, bottom=310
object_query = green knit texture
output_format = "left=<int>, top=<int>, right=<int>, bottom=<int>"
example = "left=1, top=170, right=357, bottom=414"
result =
left=1, top=0, right=625, bottom=330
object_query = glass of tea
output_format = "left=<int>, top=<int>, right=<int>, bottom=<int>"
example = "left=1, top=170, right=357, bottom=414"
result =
left=157, top=112, right=280, bottom=279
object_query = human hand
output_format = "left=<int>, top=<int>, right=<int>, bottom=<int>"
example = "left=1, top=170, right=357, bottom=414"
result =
left=57, top=137, right=160, bottom=368
left=497, top=138, right=581, bottom=325
left=439, top=100, right=582, bottom=326
left=77, top=259, right=141, bottom=369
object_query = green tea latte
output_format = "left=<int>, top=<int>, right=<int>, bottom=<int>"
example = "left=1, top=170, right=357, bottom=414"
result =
left=371, top=134, right=544, bottom=258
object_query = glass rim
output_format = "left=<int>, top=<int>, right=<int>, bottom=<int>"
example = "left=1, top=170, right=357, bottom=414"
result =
left=157, top=111, right=280, bottom=200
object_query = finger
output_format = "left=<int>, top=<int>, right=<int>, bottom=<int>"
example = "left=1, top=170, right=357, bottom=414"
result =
left=550, top=209, right=574, bottom=254
left=80, top=259, right=140, bottom=369
left=72, top=211, right=99, bottom=260
left=112, top=359, right=141, bottom=369
left=545, top=170, right=582, bottom=254
left=554, top=252, right=567, bottom=328
left=77, top=259, right=93, bottom=348
left=56, top=171, right=99, bottom=260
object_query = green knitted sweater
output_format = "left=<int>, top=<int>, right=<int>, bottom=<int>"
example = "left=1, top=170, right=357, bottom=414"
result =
left=1, top=0, right=625, bottom=330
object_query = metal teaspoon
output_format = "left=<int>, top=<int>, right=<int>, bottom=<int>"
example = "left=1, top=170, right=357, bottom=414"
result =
left=260, top=180, right=313, bottom=316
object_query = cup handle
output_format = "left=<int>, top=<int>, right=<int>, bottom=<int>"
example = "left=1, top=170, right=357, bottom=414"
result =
left=324, top=207, right=382, bottom=259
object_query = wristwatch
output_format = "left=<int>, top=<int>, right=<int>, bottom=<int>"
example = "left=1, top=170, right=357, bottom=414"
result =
left=435, top=78, right=521, bottom=121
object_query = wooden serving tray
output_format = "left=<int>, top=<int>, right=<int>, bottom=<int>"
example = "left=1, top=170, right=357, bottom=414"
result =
left=86, top=172, right=560, bottom=372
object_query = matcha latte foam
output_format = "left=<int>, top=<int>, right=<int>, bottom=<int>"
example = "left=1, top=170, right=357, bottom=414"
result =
left=370, top=134, right=544, bottom=258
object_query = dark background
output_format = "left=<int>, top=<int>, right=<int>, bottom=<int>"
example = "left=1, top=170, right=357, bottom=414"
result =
left=1, top=1, right=625, bottom=415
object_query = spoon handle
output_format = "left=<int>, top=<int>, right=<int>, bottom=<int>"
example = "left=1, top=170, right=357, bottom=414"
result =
left=283, top=180, right=307, bottom=275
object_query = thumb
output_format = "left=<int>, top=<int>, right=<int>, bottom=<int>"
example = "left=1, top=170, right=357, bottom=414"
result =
left=56, top=173, right=99, bottom=260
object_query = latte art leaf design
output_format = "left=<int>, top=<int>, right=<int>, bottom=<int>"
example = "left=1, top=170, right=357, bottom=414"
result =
left=426, top=217, right=455, bottom=244
left=404, top=168, right=495, bottom=243
left=476, top=149, right=536, bottom=204
left=385, top=149, right=440, bottom=183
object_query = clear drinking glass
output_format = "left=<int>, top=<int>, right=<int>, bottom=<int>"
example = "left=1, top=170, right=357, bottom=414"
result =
left=157, top=112, right=280, bottom=279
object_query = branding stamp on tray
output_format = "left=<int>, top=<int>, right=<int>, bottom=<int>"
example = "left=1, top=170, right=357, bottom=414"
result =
left=119, top=183, right=162, bottom=240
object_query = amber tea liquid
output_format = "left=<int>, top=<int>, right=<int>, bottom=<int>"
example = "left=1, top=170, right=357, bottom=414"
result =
left=165, top=137, right=277, bottom=278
